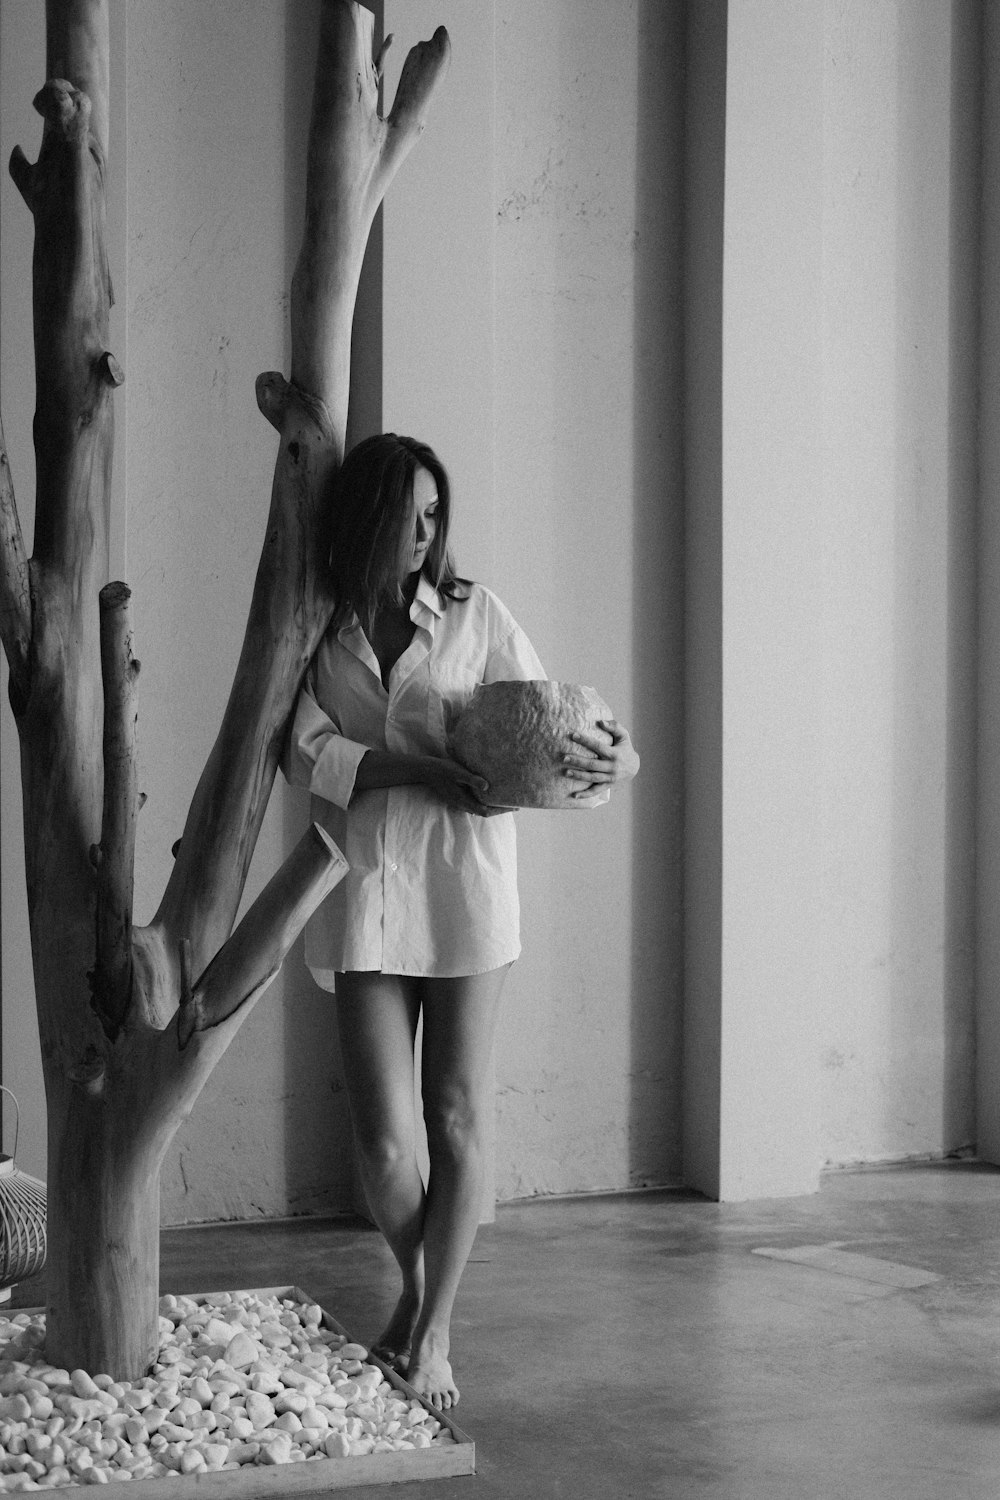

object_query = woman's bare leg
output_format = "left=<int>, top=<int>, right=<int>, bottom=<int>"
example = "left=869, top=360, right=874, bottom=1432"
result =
left=407, top=965, right=510, bottom=1408
left=335, top=971, right=425, bottom=1361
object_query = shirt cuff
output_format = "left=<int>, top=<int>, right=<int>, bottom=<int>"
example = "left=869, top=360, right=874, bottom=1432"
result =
left=310, top=735, right=369, bottom=810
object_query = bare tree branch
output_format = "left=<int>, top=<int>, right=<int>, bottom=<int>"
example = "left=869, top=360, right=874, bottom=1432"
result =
left=381, top=26, right=451, bottom=179
left=20, top=72, right=114, bottom=582
left=178, top=823, right=347, bottom=1048
left=154, top=5, right=449, bottom=974
left=290, top=2, right=451, bottom=423
left=92, top=581, right=139, bottom=1035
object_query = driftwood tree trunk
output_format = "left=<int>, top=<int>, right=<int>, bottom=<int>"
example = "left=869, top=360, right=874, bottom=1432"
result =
left=0, top=0, right=449, bottom=1379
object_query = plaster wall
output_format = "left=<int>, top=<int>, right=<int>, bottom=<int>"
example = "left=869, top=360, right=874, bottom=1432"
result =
left=380, top=0, right=684, bottom=1199
left=0, top=0, right=983, bottom=1217
left=515, top=0, right=680, bottom=1196
left=0, top=0, right=683, bottom=1214
left=488, top=0, right=684, bottom=1196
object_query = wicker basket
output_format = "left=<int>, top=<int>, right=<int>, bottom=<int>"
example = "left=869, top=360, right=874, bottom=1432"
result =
left=0, top=1086, right=46, bottom=1302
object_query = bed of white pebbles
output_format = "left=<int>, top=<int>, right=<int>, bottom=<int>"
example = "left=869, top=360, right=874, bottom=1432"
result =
left=0, top=1290, right=452, bottom=1489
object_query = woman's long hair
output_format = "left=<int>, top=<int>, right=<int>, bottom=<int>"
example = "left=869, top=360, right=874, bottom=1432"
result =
left=328, top=433, right=468, bottom=637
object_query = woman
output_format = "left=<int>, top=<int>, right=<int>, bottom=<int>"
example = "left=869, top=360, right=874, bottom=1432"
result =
left=285, top=434, right=638, bottom=1409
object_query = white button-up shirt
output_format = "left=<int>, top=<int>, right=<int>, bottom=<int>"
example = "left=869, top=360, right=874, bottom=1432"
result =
left=284, top=578, right=546, bottom=981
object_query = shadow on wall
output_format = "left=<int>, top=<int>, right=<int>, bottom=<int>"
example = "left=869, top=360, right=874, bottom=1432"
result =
left=277, top=0, right=385, bottom=1217
left=939, top=0, right=980, bottom=1152
left=890, top=8, right=978, bottom=1154
left=627, top=0, right=687, bottom=1188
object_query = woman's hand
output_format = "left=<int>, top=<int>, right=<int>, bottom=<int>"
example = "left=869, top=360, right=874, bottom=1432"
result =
left=423, top=757, right=507, bottom=816
left=561, top=719, right=640, bottom=801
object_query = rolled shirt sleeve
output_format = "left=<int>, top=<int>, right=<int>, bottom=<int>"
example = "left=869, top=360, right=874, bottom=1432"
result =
left=284, top=670, right=370, bottom=811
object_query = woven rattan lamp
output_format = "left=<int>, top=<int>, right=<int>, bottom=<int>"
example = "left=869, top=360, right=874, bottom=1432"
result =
left=0, top=1086, right=46, bottom=1303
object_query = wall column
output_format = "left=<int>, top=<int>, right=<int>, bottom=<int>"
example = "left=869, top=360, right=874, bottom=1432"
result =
left=684, top=0, right=825, bottom=1200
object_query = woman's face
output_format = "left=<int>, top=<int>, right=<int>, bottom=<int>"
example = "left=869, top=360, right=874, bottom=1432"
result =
left=405, top=465, right=440, bottom=576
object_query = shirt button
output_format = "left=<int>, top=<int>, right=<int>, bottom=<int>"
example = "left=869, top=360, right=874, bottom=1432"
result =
left=390, top=862, right=398, bottom=872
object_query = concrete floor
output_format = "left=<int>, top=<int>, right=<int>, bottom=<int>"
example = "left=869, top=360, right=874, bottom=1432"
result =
left=12, top=1161, right=1000, bottom=1499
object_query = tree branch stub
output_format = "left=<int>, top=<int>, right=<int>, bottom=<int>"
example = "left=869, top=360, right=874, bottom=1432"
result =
left=45, top=0, right=110, bottom=159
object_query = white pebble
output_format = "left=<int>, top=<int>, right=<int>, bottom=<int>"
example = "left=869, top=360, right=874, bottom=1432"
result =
left=222, top=1333, right=259, bottom=1371
left=244, top=1394, right=275, bottom=1428
left=258, top=1323, right=290, bottom=1349
left=317, top=1388, right=348, bottom=1411
left=227, top=1442, right=259, bottom=1466
left=201, top=1320, right=235, bottom=1348
left=69, top=1372, right=100, bottom=1402
left=209, top=1379, right=241, bottom=1399
left=299, top=1406, right=328, bottom=1431
left=258, top=1436, right=293, bottom=1466
left=189, top=1378, right=214, bottom=1408
left=280, top=1368, right=324, bottom=1396
left=274, top=1391, right=309, bottom=1416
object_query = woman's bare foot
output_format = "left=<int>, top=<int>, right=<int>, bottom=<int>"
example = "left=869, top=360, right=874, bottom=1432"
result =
left=405, top=1330, right=458, bottom=1410
left=371, top=1288, right=421, bottom=1367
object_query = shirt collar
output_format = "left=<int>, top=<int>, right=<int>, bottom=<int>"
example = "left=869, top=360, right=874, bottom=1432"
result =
left=412, top=574, right=444, bottom=620
left=337, top=574, right=443, bottom=640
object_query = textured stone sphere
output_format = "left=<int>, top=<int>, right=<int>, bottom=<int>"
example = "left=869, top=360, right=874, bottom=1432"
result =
left=449, top=680, right=613, bottom=809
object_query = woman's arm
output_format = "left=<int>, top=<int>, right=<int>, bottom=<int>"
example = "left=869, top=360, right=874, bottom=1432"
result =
left=286, top=666, right=499, bottom=816
left=283, top=669, right=370, bottom=809
left=353, top=749, right=501, bottom=815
